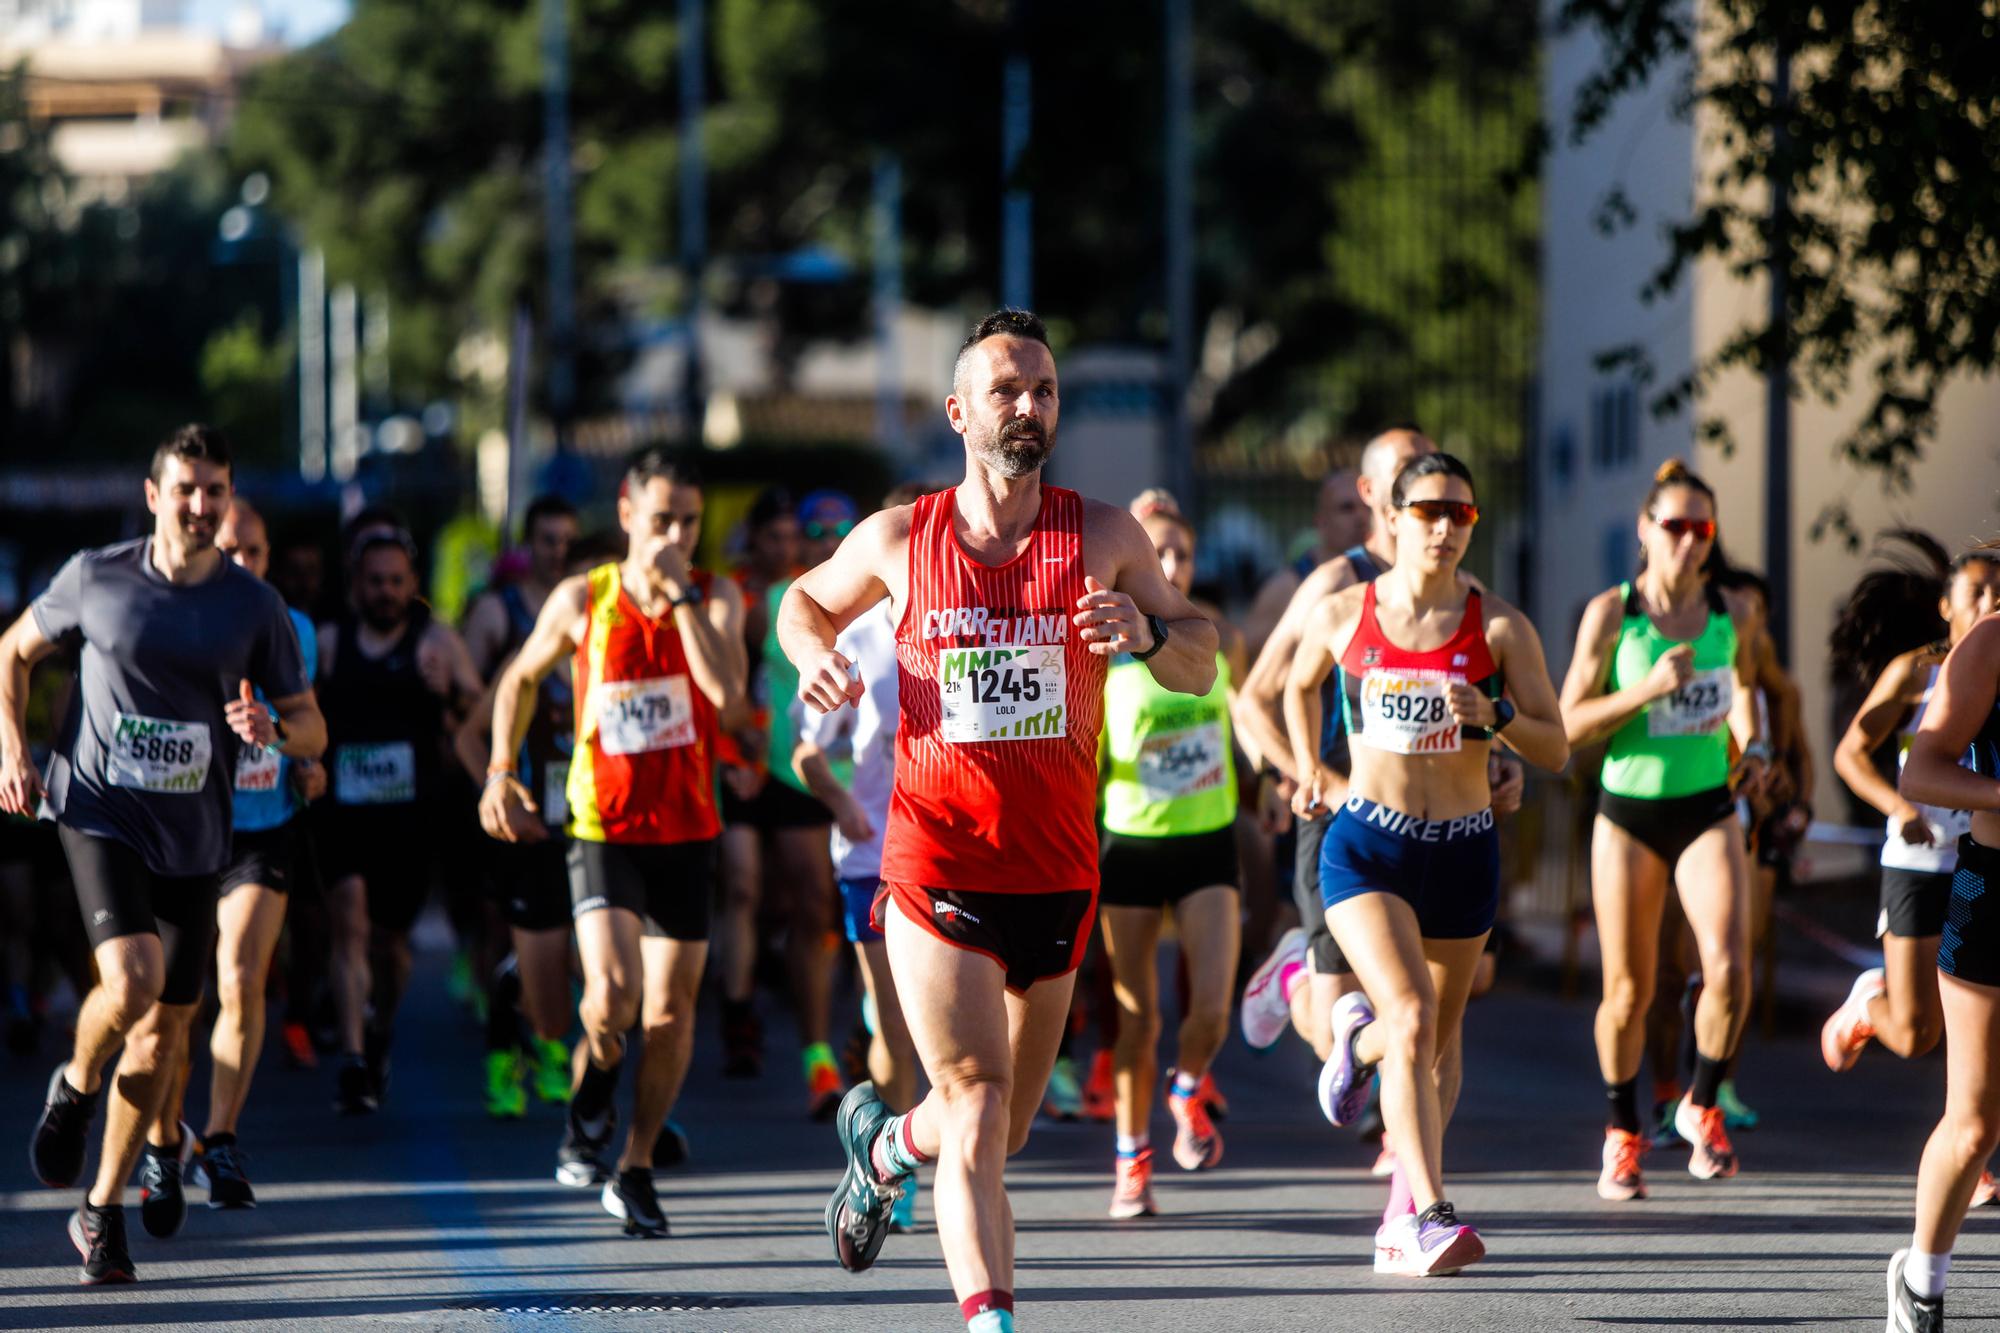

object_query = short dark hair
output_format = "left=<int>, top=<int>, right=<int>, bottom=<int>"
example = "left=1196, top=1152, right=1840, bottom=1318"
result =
left=953, top=308, right=1052, bottom=394
left=150, top=423, right=233, bottom=484
left=522, top=494, right=578, bottom=539
left=1390, top=451, right=1478, bottom=507
left=746, top=486, right=795, bottom=531
left=625, top=447, right=702, bottom=496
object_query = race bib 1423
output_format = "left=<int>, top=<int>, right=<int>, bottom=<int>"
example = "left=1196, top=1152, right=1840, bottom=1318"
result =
left=1357, top=670, right=1462, bottom=755
left=107, top=712, right=211, bottom=794
left=595, top=676, right=696, bottom=756
left=1648, top=667, right=1733, bottom=738
left=939, top=644, right=1066, bottom=742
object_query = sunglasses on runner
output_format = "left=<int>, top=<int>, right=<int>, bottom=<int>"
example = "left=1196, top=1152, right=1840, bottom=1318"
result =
left=1655, top=516, right=1717, bottom=541
left=1397, top=498, right=1480, bottom=528
left=804, top=519, right=854, bottom=540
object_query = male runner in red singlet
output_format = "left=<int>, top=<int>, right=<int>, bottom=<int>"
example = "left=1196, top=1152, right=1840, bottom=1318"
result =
left=779, top=309, right=1218, bottom=1333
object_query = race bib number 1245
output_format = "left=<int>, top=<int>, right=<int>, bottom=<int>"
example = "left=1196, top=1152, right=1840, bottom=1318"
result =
left=939, top=645, right=1066, bottom=742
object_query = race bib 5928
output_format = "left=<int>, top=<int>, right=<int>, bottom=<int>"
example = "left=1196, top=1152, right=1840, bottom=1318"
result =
left=335, top=742, right=416, bottom=805
left=1358, top=670, right=1461, bottom=755
left=1649, top=667, right=1733, bottom=738
left=596, top=676, right=696, bottom=755
left=939, top=645, right=1066, bottom=742
left=107, top=712, right=211, bottom=794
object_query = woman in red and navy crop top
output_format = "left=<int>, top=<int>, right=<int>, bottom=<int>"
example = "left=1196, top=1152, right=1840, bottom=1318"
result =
left=1279, top=452, right=1568, bottom=1278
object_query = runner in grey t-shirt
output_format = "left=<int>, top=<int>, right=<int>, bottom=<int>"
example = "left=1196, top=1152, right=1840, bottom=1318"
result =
left=0, top=425, right=326, bottom=1286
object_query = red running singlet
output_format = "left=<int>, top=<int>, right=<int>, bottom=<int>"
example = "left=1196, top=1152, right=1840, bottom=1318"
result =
left=881, top=486, right=1107, bottom=893
left=1338, top=580, right=1500, bottom=753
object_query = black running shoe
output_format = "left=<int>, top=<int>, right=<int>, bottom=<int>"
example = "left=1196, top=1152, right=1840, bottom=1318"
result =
left=69, top=1203, right=135, bottom=1285
left=602, top=1166, right=669, bottom=1238
left=335, top=1057, right=378, bottom=1116
left=824, top=1081, right=902, bottom=1273
left=31, top=1064, right=98, bottom=1188
left=721, top=1000, right=763, bottom=1079
left=556, top=1104, right=616, bottom=1188
left=137, top=1124, right=193, bottom=1239
left=1887, top=1249, right=1944, bottom=1333
left=652, top=1118, right=690, bottom=1170
left=190, top=1138, right=256, bottom=1209
left=363, top=1024, right=393, bottom=1105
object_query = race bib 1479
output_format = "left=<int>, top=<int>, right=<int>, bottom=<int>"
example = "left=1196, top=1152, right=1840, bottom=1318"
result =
left=596, top=676, right=696, bottom=756
left=939, top=645, right=1066, bottom=742
left=107, top=712, right=211, bottom=794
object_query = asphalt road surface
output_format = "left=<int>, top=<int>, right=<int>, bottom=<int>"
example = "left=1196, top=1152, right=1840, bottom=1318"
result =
left=1, top=943, right=1992, bottom=1331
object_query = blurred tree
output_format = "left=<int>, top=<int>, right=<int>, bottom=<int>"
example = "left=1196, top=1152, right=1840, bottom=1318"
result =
left=228, top=0, right=1538, bottom=463
left=1561, top=0, right=2000, bottom=532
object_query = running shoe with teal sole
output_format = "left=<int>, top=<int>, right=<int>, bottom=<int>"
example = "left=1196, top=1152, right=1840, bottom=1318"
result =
left=825, top=1082, right=903, bottom=1273
left=1042, top=1055, right=1083, bottom=1121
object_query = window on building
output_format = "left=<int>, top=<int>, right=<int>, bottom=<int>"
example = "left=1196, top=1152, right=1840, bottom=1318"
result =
left=1589, top=381, right=1641, bottom=471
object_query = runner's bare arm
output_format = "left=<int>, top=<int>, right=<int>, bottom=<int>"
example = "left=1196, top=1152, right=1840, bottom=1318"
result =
left=454, top=663, right=507, bottom=779
left=265, top=691, right=327, bottom=760
left=0, top=611, right=60, bottom=815
left=677, top=575, right=746, bottom=711
left=782, top=507, right=907, bottom=714
left=1478, top=598, right=1569, bottom=772
left=1559, top=587, right=1669, bottom=747
left=460, top=591, right=509, bottom=680
left=1083, top=503, right=1216, bottom=694
left=1834, top=648, right=1927, bottom=828
left=489, top=576, right=589, bottom=785
left=1282, top=589, right=1363, bottom=815
left=1723, top=588, right=1770, bottom=793
left=1903, top=617, right=2000, bottom=812
left=1237, top=557, right=1357, bottom=782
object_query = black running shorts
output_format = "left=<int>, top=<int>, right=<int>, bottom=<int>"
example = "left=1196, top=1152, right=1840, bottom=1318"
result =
left=320, top=804, right=436, bottom=937
left=488, top=837, right=573, bottom=932
left=59, top=824, right=217, bottom=1007
left=1596, top=786, right=1737, bottom=868
left=1293, top=811, right=1350, bottom=976
left=1098, top=826, right=1239, bottom=911
left=567, top=837, right=717, bottom=941
left=219, top=822, right=298, bottom=899
left=720, top=774, right=832, bottom=830
left=876, top=882, right=1097, bottom=995
left=1880, top=866, right=1950, bottom=940
left=1941, top=836, right=2000, bottom=986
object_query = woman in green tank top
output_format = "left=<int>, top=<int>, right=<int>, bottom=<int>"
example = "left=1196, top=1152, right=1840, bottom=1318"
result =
left=1558, top=459, right=1770, bottom=1202
left=1094, top=494, right=1246, bottom=1219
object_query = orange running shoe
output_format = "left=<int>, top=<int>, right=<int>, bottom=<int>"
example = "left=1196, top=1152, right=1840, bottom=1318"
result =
left=1167, top=1084, right=1223, bottom=1171
left=281, top=1022, right=317, bottom=1071
left=1674, top=1097, right=1739, bottom=1180
left=1108, top=1148, right=1156, bottom=1218
left=1598, top=1127, right=1648, bottom=1201
left=1195, top=1070, right=1229, bottom=1122
left=807, top=1059, right=844, bottom=1122
left=1371, top=1131, right=1397, bottom=1179
left=1082, top=1049, right=1116, bottom=1122
left=1820, top=968, right=1884, bottom=1073
left=1974, top=1170, right=1999, bottom=1208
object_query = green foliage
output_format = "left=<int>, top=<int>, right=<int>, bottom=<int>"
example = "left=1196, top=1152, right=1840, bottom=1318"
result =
left=199, top=316, right=292, bottom=465
left=1560, top=0, right=2000, bottom=515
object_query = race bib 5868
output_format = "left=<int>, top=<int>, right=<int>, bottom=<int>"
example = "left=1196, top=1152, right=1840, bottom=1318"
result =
left=939, top=645, right=1066, bottom=742
left=107, top=712, right=211, bottom=794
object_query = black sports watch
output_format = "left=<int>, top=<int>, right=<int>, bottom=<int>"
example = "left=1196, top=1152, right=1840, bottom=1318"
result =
left=669, top=583, right=705, bottom=610
left=1490, top=698, right=1516, bottom=732
left=1131, top=613, right=1170, bottom=662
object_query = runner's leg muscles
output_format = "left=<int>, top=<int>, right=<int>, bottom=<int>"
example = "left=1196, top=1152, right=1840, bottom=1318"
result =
left=857, top=939, right=918, bottom=1110
left=514, top=925, right=574, bottom=1045
left=89, top=999, right=198, bottom=1209
left=1100, top=905, right=1164, bottom=1143
left=620, top=936, right=706, bottom=1172
left=1173, top=886, right=1241, bottom=1078
left=70, top=935, right=165, bottom=1095
left=775, top=826, right=836, bottom=1050
left=718, top=826, right=761, bottom=1003
left=1675, top=823, right=1751, bottom=1065
left=207, top=883, right=288, bottom=1136
left=573, top=907, right=642, bottom=1071
left=1422, top=933, right=1488, bottom=1130
left=885, top=907, right=1015, bottom=1301
left=1330, top=892, right=1444, bottom=1207
left=327, top=876, right=370, bottom=1055
left=1872, top=934, right=1946, bottom=1059
left=1914, top=973, right=2000, bottom=1253
left=1591, top=816, right=1670, bottom=1085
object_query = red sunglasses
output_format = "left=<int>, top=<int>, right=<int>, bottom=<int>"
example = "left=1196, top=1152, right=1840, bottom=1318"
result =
left=1656, top=516, right=1717, bottom=541
left=1398, top=498, right=1480, bottom=528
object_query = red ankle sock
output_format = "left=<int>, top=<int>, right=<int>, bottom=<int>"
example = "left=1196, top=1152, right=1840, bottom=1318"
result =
left=960, top=1290, right=1014, bottom=1321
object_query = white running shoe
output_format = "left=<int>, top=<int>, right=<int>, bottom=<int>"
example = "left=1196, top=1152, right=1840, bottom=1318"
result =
left=1373, top=1202, right=1485, bottom=1276
left=1318, top=990, right=1376, bottom=1127
left=1240, top=927, right=1308, bottom=1050
left=1820, top=967, right=1884, bottom=1073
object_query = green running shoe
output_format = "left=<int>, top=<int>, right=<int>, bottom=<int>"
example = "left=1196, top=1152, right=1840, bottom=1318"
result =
left=824, top=1082, right=903, bottom=1272
left=531, top=1038, right=571, bottom=1105
left=485, top=1049, right=526, bottom=1119
left=1716, top=1079, right=1760, bottom=1131
left=448, top=950, right=476, bottom=1006
left=1042, top=1055, right=1083, bottom=1122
